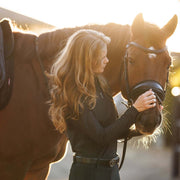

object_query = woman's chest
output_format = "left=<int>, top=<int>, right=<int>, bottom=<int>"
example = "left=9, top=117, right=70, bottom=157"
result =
left=92, top=92, right=118, bottom=126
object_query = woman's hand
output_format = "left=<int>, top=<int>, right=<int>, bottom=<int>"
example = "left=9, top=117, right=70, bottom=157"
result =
left=133, top=89, right=156, bottom=112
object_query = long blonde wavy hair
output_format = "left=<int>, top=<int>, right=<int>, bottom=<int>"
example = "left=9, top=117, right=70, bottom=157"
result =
left=49, top=29, right=111, bottom=133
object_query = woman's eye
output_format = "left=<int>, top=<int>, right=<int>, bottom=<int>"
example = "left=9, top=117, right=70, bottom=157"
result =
left=128, top=57, right=135, bottom=64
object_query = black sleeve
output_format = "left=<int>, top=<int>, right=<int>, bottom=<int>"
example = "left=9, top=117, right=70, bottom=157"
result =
left=78, top=105, right=139, bottom=146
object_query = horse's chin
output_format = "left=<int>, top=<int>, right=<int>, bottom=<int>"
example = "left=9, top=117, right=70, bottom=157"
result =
left=137, top=129, right=155, bottom=135
left=135, top=122, right=156, bottom=135
left=135, top=108, right=162, bottom=135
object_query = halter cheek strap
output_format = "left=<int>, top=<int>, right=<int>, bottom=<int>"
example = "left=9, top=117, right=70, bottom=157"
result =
left=123, top=51, right=132, bottom=106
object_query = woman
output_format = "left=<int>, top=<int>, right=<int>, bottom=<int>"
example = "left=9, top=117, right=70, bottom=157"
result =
left=49, top=29, right=156, bottom=180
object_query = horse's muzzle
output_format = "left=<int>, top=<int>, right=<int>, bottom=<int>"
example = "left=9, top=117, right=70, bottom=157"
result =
left=129, top=80, right=164, bottom=135
left=135, top=107, right=162, bottom=135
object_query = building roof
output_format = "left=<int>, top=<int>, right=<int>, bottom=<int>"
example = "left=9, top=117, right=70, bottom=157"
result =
left=0, top=7, right=56, bottom=33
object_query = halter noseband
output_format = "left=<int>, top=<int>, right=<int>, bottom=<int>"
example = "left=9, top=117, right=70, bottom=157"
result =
left=124, top=41, right=168, bottom=106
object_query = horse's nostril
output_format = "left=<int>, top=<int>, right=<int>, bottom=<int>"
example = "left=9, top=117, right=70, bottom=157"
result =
left=156, top=113, right=162, bottom=127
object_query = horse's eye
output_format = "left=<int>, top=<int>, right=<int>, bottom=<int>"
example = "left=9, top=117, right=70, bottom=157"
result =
left=128, top=57, right=135, bottom=64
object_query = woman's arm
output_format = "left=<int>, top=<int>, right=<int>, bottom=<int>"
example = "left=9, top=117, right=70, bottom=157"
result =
left=78, top=105, right=139, bottom=146
left=78, top=89, right=156, bottom=146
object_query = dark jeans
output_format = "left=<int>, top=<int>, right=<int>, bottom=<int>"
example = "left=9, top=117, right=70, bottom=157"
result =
left=69, top=162, right=120, bottom=180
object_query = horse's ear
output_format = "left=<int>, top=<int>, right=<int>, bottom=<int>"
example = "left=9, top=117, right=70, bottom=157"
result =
left=161, top=15, right=178, bottom=39
left=131, top=13, right=144, bottom=38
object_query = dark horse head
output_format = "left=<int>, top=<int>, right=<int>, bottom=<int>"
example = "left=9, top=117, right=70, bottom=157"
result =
left=115, top=14, right=177, bottom=135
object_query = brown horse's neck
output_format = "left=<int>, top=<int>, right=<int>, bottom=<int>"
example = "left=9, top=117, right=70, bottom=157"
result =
left=100, top=24, right=130, bottom=95
left=38, top=24, right=131, bottom=95
left=38, top=28, right=76, bottom=71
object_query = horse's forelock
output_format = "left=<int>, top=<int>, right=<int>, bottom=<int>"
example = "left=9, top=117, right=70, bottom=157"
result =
left=144, top=22, right=165, bottom=47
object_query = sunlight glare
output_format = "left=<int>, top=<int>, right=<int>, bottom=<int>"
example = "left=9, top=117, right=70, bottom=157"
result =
left=171, top=87, right=180, bottom=96
left=0, top=0, right=180, bottom=51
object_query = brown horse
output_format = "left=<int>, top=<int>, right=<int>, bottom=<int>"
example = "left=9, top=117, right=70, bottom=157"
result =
left=0, top=14, right=177, bottom=180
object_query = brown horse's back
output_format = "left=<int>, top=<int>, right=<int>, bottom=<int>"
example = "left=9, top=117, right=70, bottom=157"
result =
left=0, top=31, right=68, bottom=179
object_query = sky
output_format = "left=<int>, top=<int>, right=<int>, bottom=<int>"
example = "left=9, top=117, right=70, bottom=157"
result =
left=0, top=0, right=180, bottom=52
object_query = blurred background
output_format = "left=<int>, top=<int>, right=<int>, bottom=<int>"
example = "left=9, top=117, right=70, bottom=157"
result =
left=0, top=0, right=180, bottom=179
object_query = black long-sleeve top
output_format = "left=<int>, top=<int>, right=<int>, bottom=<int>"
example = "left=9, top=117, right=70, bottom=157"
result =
left=66, top=82, right=139, bottom=159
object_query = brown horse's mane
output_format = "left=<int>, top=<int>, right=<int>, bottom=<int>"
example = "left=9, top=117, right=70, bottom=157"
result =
left=11, top=21, right=132, bottom=70
left=37, top=23, right=131, bottom=68
left=13, top=32, right=37, bottom=64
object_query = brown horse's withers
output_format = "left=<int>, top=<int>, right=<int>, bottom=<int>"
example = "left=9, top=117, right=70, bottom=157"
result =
left=0, top=14, right=177, bottom=179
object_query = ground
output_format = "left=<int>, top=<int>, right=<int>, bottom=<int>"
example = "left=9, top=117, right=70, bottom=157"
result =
left=47, top=140, right=176, bottom=180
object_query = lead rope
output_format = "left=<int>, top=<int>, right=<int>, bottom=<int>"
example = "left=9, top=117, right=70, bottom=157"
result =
left=118, top=136, right=128, bottom=170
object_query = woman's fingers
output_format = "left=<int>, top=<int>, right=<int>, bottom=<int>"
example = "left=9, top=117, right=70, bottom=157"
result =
left=142, top=89, right=154, bottom=96
left=133, top=89, right=157, bottom=112
left=146, top=96, right=156, bottom=104
left=145, top=94, right=156, bottom=106
left=145, top=94, right=156, bottom=101
left=147, top=100, right=156, bottom=107
left=142, top=90, right=156, bottom=103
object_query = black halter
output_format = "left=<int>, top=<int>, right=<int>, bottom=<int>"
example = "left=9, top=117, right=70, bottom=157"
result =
left=124, top=41, right=168, bottom=106
left=118, top=42, right=168, bottom=171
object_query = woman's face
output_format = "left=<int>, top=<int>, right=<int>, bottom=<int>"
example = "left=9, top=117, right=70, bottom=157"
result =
left=93, top=45, right=109, bottom=74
